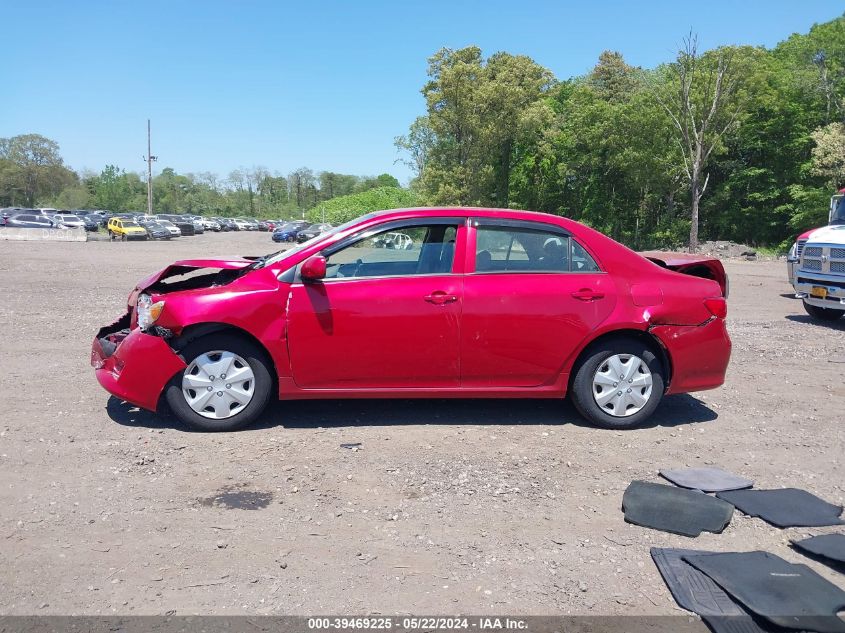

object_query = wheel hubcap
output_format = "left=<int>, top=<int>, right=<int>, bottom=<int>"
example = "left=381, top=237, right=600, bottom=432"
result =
left=592, top=353, right=653, bottom=417
left=182, top=350, right=255, bottom=419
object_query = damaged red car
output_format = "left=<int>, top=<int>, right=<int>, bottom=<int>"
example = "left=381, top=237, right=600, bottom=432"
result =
left=91, top=208, right=731, bottom=431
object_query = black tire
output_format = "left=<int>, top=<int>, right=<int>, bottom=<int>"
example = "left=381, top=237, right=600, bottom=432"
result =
left=165, top=333, right=273, bottom=432
left=570, top=338, right=665, bottom=429
left=803, top=300, right=844, bottom=321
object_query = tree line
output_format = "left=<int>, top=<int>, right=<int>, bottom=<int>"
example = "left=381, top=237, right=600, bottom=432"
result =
left=396, top=15, right=845, bottom=250
left=0, top=136, right=400, bottom=219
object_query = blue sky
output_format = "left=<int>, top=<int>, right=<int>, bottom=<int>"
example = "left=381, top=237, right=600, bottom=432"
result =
left=2, top=1, right=843, bottom=184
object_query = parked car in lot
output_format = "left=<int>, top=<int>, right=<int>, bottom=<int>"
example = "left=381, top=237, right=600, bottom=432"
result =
left=83, top=214, right=104, bottom=231
left=53, top=214, right=85, bottom=229
left=197, top=216, right=221, bottom=231
left=91, top=208, right=731, bottom=432
left=1, top=207, right=29, bottom=225
left=154, top=219, right=182, bottom=237
left=214, top=217, right=235, bottom=231
left=272, top=220, right=309, bottom=242
left=232, top=218, right=251, bottom=231
left=296, top=223, right=333, bottom=243
left=186, top=216, right=205, bottom=234
left=156, top=214, right=195, bottom=236
left=138, top=220, right=173, bottom=240
left=107, top=217, right=149, bottom=240
left=373, top=231, right=414, bottom=250
left=5, top=213, right=60, bottom=228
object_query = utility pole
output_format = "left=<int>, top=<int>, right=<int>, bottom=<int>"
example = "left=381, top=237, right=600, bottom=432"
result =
left=144, top=120, right=157, bottom=215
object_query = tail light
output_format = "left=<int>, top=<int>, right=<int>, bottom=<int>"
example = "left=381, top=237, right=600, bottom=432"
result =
left=704, top=297, right=727, bottom=319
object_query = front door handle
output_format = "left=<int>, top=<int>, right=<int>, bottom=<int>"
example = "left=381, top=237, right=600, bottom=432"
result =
left=571, top=288, right=605, bottom=301
left=424, top=291, right=458, bottom=305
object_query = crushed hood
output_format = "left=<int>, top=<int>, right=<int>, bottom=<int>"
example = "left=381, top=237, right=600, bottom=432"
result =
left=135, top=258, right=251, bottom=293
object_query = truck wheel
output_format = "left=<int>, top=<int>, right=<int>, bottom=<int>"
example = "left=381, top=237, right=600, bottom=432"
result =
left=803, top=300, right=844, bottom=321
left=165, top=333, right=273, bottom=431
left=570, top=338, right=665, bottom=429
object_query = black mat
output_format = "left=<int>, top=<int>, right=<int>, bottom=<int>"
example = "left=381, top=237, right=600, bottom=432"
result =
left=792, top=533, right=845, bottom=569
left=716, top=488, right=844, bottom=528
left=660, top=467, right=753, bottom=493
left=684, top=550, right=845, bottom=633
left=651, top=548, right=772, bottom=633
left=622, top=480, right=734, bottom=537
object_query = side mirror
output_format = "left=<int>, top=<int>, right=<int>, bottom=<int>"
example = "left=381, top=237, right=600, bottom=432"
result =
left=301, top=255, right=327, bottom=281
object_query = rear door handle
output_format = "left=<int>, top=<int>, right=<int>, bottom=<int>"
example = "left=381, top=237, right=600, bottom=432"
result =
left=571, top=288, right=605, bottom=301
left=424, top=291, right=458, bottom=305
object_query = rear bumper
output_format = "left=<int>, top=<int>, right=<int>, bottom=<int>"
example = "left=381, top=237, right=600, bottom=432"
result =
left=651, top=318, right=732, bottom=395
left=91, top=315, right=186, bottom=411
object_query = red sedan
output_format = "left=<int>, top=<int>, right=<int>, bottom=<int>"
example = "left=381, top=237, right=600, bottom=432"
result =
left=91, top=208, right=731, bottom=431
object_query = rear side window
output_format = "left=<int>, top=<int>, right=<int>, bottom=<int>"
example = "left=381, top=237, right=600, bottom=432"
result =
left=571, top=240, right=600, bottom=272
left=475, top=225, right=600, bottom=273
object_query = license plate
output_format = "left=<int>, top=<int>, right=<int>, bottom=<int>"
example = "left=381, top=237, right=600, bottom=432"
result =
left=810, top=286, right=828, bottom=299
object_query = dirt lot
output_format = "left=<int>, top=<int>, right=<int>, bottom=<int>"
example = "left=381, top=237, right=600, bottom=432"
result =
left=0, top=232, right=842, bottom=616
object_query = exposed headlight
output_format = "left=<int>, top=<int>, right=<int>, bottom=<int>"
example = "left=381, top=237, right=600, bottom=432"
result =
left=137, top=293, right=165, bottom=331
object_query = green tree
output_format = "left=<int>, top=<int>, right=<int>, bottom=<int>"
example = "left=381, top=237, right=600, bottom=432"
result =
left=93, top=165, right=133, bottom=212
left=307, top=187, right=423, bottom=225
left=0, top=134, right=75, bottom=206
left=418, top=47, right=554, bottom=206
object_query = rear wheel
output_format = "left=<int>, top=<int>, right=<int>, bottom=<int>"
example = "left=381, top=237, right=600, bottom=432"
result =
left=165, top=333, right=273, bottom=431
left=570, top=338, right=665, bottom=429
left=803, top=300, right=844, bottom=321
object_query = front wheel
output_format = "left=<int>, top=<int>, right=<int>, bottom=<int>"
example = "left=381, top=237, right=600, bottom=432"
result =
left=570, top=338, right=665, bottom=429
left=803, top=300, right=844, bottom=321
left=165, top=333, right=273, bottom=431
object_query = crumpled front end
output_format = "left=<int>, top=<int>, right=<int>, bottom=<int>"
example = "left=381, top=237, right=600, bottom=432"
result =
left=91, top=313, right=186, bottom=411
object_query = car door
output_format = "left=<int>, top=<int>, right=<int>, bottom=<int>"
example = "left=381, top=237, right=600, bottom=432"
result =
left=286, top=218, right=465, bottom=389
left=461, top=219, right=616, bottom=388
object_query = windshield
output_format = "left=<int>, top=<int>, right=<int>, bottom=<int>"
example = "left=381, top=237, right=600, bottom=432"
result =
left=259, top=214, right=377, bottom=267
left=831, top=195, right=845, bottom=224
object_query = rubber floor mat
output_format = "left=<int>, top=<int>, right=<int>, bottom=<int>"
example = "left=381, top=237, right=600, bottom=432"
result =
left=716, top=488, right=844, bottom=528
left=792, top=533, right=845, bottom=568
left=651, top=548, right=772, bottom=633
left=684, top=550, right=845, bottom=633
left=622, top=480, right=734, bottom=537
left=660, top=467, right=753, bottom=493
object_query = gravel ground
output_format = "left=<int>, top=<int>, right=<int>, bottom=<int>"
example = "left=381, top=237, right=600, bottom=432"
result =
left=0, top=231, right=842, bottom=616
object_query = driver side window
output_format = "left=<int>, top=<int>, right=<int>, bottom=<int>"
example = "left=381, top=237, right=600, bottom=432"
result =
left=323, top=223, right=459, bottom=279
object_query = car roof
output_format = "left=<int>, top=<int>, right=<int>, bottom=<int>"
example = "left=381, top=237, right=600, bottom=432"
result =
left=365, top=207, right=569, bottom=224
